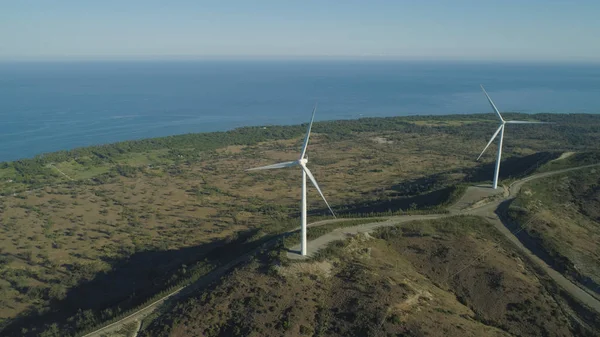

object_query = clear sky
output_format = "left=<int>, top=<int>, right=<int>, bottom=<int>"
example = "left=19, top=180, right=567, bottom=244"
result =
left=1, top=0, right=599, bottom=62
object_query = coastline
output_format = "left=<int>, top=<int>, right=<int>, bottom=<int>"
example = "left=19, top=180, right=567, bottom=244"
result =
left=1, top=112, right=592, bottom=164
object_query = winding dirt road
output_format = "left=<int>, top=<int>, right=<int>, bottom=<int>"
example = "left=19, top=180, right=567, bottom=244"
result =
left=85, top=164, right=600, bottom=336
left=288, top=164, right=600, bottom=314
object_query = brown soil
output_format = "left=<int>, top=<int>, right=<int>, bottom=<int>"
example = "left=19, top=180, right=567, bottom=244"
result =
left=140, top=216, right=584, bottom=337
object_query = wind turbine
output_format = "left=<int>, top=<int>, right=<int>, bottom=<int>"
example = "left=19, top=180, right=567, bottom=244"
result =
left=247, top=104, right=336, bottom=256
left=477, top=85, right=551, bottom=189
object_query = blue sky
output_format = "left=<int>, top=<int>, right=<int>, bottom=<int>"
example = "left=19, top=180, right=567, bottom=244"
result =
left=1, top=0, right=599, bottom=61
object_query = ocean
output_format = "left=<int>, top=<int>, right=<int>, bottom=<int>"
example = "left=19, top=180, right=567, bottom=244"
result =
left=0, top=60, right=599, bottom=162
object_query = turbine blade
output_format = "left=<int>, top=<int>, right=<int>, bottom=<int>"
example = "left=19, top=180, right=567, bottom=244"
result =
left=246, top=161, right=297, bottom=171
left=299, top=103, right=318, bottom=160
left=477, top=125, right=504, bottom=161
left=480, top=85, right=504, bottom=122
left=505, top=120, right=553, bottom=124
left=301, top=164, right=336, bottom=218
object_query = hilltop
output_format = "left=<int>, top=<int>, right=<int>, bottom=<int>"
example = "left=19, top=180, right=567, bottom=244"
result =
left=140, top=217, right=590, bottom=337
left=0, top=113, right=599, bottom=336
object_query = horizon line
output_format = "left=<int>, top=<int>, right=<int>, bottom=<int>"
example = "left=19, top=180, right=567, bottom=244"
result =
left=1, top=56, right=599, bottom=65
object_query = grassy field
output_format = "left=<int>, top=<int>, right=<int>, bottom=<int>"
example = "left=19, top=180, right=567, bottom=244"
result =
left=509, top=167, right=600, bottom=296
left=0, top=113, right=599, bottom=336
left=139, top=216, right=595, bottom=336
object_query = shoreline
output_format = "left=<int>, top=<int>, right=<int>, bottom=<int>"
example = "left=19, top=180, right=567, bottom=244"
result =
left=0, top=111, right=588, bottom=164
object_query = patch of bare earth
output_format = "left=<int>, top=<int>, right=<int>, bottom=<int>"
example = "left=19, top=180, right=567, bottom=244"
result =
left=551, top=151, right=576, bottom=162
left=371, top=136, right=393, bottom=144
left=140, top=233, right=515, bottom=336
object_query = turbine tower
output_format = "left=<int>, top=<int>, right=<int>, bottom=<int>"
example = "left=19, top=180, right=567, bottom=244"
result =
left=478, top=85, right=551, bottom=189
left=247, top=104, right=336, bottom=256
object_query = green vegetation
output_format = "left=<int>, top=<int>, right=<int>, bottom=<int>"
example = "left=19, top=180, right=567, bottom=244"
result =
left=0, top=113, right=598, bottom=336
left=370, top=216, right=598, bottom=336
left=509, top=167, right=600, bottom=296
left=116, top=321, right=140, bottom=337
left=1, top=112, right=598, bottom=193
left=139, top=216, right=594, bottom=336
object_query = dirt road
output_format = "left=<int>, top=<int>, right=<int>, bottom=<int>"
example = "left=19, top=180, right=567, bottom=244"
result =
left=288, top=164, right=600, bottom=314
left=85, top=164, right=600, bottom=336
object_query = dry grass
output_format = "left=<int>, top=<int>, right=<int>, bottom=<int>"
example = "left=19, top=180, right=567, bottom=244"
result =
left=0, top=118, right=589, bottom=331
left=140, top=216, right=583, bottom=336
left=510, top=168, right=600, bottom=290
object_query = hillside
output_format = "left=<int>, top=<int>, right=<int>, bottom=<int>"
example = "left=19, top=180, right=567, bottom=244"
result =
left=0, top=113, right=599, bottom=335
left=140, top=216, right=593, bottom=337
left=508, top=164, right=600, bottom=297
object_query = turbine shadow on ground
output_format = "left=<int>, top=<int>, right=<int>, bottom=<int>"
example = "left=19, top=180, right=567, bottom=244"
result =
left=466, top=151, right=561, bottom=183
left=0, top=152, right=564, bottom=336
left=306, top=152, right=562, bottom=217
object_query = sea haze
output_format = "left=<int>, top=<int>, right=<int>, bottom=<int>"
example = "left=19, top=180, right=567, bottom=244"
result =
left=0, top=60, right=599, bottom=162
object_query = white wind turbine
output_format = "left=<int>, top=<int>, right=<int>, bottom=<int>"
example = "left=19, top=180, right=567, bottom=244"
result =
left=247, top=105, right=336, bottom=256
left=477, top=85, right=551, bottom=189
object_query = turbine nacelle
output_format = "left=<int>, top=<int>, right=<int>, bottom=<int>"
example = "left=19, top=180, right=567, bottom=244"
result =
left=246, top=103, right=335, bottom=255
left=477, top=85, right=553, bottom=162
left=477, top=85, right=553, bottom=189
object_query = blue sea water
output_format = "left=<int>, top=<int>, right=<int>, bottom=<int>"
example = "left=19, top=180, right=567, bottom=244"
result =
left=0, top=60, right=599, bottom=162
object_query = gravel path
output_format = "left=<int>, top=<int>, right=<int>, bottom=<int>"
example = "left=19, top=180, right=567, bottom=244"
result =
left=85, top=163, right=600, bottom=336
left=288, top=164, right=600, bottom=314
